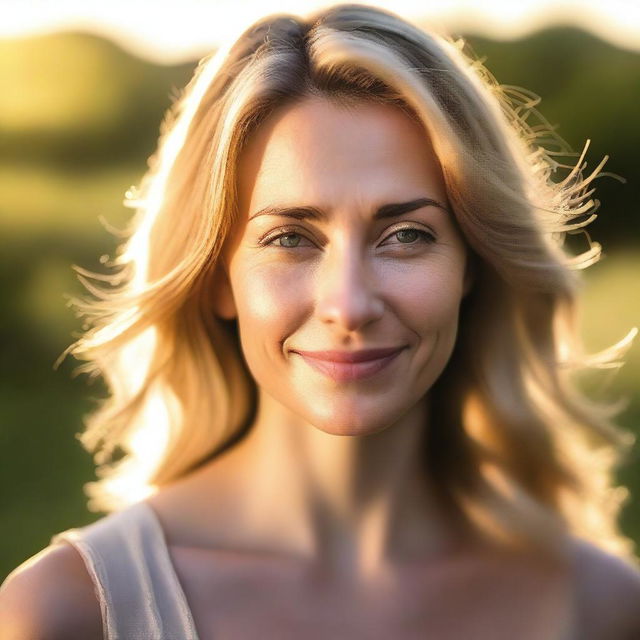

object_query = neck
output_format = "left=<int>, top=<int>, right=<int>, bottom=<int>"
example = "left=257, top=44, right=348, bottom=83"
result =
left=200, top=388, right=461, bottom=580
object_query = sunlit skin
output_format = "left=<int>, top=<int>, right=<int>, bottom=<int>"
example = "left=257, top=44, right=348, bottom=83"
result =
left=190, top=96, right=475, bottom=582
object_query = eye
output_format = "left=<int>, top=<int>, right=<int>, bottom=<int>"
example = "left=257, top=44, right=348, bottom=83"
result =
left=259, top=228, right=314, bottom=249
left=258, top=225, right=436, bottom=250
left=381, top=226, right=436, bottom=246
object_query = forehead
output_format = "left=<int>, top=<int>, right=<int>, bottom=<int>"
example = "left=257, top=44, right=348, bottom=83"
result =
left=237, top=96, right=446, bottom=214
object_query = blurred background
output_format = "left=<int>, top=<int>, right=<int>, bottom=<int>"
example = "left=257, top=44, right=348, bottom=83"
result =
left=1, top=0, right=639, bottom=579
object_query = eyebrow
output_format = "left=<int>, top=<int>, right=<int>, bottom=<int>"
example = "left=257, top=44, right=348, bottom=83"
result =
left=248, top=197, right=451, bottom=222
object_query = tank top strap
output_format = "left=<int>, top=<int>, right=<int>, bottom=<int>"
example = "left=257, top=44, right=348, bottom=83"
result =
left=51, top=500, right=200, bottom=640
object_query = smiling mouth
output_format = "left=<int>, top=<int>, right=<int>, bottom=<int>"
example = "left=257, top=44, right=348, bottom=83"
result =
left=292, top=347, right=405, bottom=382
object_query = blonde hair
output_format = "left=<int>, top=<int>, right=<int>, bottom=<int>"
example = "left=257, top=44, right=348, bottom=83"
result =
left=61, top=3, right=637, bottom=560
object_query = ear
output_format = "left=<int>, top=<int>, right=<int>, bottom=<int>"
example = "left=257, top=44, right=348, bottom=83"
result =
left=211, top=260, right=237, bottom=320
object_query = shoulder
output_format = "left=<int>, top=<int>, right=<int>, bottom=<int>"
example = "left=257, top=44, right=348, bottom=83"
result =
left=0, top=542, right=103, bottom=640
left=570, top=537, right=640, bottom=639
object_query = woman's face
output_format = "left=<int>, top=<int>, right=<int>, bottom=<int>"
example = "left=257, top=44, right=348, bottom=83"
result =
left=216, top=96, right=471, bottom=436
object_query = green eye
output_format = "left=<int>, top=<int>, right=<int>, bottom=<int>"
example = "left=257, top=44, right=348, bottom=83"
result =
left=385, top=227, right=435, bottom=245
left=260, top=230, right=312, bottom=248
left=278, top=233, right=302, bottom=248
left=396, top=229, right=420, bottom=243
left=260, top=226, right=435, bottom=250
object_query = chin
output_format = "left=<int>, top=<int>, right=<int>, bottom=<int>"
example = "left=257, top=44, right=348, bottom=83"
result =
left=303, top=404, right=405, bottom=437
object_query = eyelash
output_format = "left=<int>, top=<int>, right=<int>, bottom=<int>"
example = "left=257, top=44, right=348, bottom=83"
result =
left=258, top=224, right=436, bottom=249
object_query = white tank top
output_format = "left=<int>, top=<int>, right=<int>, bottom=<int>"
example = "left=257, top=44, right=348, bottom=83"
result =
left=51, top=501, right=200, bottom=640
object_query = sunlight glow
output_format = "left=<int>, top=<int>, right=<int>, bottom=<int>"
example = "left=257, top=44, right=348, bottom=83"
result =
left=1, top=0, right=638, bottom=63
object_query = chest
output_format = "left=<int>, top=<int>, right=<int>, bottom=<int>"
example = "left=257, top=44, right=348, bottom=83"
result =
left=168, top=546, right=575, bottom=640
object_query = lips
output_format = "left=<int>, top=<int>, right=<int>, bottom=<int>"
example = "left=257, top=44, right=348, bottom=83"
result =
left=292, top=347, right=404, bottom=363
left=291, top=346, right=405, bottom=381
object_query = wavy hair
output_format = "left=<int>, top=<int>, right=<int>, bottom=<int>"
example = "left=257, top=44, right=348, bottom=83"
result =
left=60, top=3, right=637, bottom=560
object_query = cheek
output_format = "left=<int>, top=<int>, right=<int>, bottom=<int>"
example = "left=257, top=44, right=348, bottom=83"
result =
left=390, top=261, right=465, bottom=397
left=232, top=262, right=310, bottom=345
left=384, top=258, right=466, bottom=331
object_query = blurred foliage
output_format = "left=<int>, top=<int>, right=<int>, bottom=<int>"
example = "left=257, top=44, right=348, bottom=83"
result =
left=0, top=26, right=638, bottom=580
left=0, top=32, right=194, bottom=165
left=466, top=28, right=640, bottom=248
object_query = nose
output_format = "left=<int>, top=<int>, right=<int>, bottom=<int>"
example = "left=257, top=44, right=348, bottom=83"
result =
left=315, top=241, right=385, bottom=332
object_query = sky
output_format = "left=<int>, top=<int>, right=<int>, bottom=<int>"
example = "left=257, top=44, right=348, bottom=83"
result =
left=1, top=0, right=639, bottom=63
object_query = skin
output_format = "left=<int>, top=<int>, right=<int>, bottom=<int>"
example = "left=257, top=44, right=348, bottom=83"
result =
left=202, top=95, right=473, bottom=582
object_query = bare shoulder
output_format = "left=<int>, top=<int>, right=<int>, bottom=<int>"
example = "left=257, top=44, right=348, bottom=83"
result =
left=570, top=537, right=640, bottom=639
left=0, top=542, right=103, bottom=640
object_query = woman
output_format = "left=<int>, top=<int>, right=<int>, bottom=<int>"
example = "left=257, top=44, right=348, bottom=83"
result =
left=2, top=3, right=640, bottom=639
